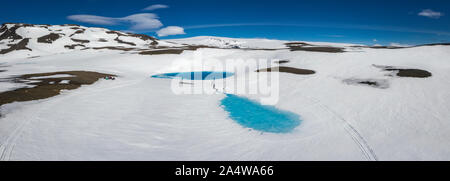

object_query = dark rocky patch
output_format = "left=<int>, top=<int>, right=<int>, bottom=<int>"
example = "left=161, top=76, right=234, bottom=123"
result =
left=114, top=37, right=136, bottom=46
left=359, top=81, right=378, bottom=86
left=0, top=25, right=7, bottom=34
left=129, top=33, right=157, bottom=41
left=183, top=45, right=216, bottom=51
left=98, top=38, right=108, bottom=42
left=256, top=66, right=316, bottom=75
left=0, top=25, right=23, bottom=41
left=37, top=33, right=60, bottom=43
left=107, top=31, right=158, bottom=45
left=139, top=49, right=184, bottom=55
left=152, top=46, right=170, bottom=49
left=64, top=44, right=86, bottom=49
left=373, top=65, right=432, bottom=78
left=385, top=68, right=432, bottom=78
left=343, top=79, right=389, bottom=89
left=71, top=38, right=90, bottom=43
left=349, top=45, right=405, bottom=49
left=0, top=71, right=115, bottom=108
left=289, top=46, right=345, bottom=53
left=69, top=29, right=85, bottom=37
left=351, top=43, right=450, bottom=49
left=274, top=60, right=290, bottom=64
left=106, top=30, right=126, bottom=36
left=369, top=46, right=405, bottom=49
left=90, top=46, right=137, bottom=51
left=285, top=42, right=345, bottom=53
left=417, top=43, right=450, bottom=47
left=240, top=48, right=281, bottom=51
left=285, top=42, right=312, bottom=46
left=128, top=34, right=159, bottom=45
left=0, top=65, right=7, bottom=72
left=0, top=38, right=32, bottom=54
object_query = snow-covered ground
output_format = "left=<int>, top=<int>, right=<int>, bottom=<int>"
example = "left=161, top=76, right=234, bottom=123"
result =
left=1, top=24, right=450, bottom=161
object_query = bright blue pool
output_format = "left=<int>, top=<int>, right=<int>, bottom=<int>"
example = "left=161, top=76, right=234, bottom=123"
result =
left=220, top=94, right=301, bottom=133
left=151, top=71, right=234, bottom=80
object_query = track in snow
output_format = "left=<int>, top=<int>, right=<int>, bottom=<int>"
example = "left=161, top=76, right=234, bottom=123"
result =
left=306, top=96, right=379, bottom=161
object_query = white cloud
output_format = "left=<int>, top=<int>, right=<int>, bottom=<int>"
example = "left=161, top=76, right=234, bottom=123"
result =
left=67, top=5, right=186, bottom=35
left=156, top=26, right=186, bottom=37
left=143, top=4, right=169, bottom=11
left=67, top=13, right=163, bottom=31
left=122, top=13, right=163, bottom=30
left=418, top=9, right=444, bottom=19
left=67, top=15, right=117, bottom=25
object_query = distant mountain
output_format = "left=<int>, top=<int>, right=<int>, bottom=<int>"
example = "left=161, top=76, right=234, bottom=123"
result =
left=2, top=23, right=449, bottom=58
left=0, top=23, right=182, bottom=56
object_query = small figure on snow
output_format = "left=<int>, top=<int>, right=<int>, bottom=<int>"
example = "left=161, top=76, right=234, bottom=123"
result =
left=104, top=76, right=116, bottom=80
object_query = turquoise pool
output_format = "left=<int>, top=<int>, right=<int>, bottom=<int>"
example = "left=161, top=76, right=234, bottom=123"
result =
left=220, top=94, right=301, bottom=133
left=151, top=71, right=234, bottom=80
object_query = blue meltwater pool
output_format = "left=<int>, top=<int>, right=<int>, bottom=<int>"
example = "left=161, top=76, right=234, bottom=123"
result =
left=220, top=94, right=301, bottom=133
left=151, top=71, right=301, bottom=133
left=151, top=71, right=234, bottom=80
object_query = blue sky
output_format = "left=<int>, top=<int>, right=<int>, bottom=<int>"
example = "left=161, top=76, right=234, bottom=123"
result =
left=1, top=0, right=449, bottom=45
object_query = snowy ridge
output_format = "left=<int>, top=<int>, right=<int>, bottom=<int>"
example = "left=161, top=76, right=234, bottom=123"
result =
left=0, top=23, right=181, bottom=57
left=168, top=36, right=361, bottom=49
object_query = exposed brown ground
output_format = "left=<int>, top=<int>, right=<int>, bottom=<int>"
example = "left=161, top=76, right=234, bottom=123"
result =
left=289, top=46, right=345, bottom=53
left=0, top=25, right=6, bottom=34
left=256, top=66, right=316, bottom=75
left=369, top=46, right=405, bottom=49
left=115, top=37, right=136, bottom=46
left=343, top=78, right=389, bottom=89
left=0, top=71, right=115, bottom=108
left=138, top=45, right=227, bottom=55
left=285, top=42, right=312, bottom=46
left=106, top=30, right=127, bottom=36
left=69, top=29, right=85, bottom=37
left=0, top=38, right=32, bottom=54
left=139, top=49, right=184, bottom=55
left=417, top=43, right=450, bottom=47
left=0, top=25, right=23, bottom=40
left=90, top=46, right=137, bottom=51
left=274, top=60, right=290, bottom=64
left=352, top=43, right=450, bottom=49
left=98, top=38, right=108, bottom=42
left=106, top=31, right=159, bottom=45
left=37, top=33, right=61, bottom=43
left=373, top=65, right=432, bottom=78
left=64, top=44, right=86, bottom=49
left=128, top=33, right=158, bottom=41
left=71, top=38, right=90, bottom=43
left=385, top=68, right=432, bottom=78
left=285, top=42, right=345, bottom=53
left=351, top=45, right=406, bottom=49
